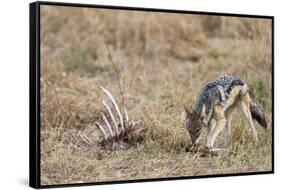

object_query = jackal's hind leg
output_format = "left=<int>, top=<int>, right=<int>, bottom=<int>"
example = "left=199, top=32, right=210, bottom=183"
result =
left=223, top=116, right=232, bottom=146
left=239, top=94, right=259, bottom=143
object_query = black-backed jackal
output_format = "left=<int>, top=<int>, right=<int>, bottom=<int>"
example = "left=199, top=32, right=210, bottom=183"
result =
left=182, top=75, right=267, bottom=151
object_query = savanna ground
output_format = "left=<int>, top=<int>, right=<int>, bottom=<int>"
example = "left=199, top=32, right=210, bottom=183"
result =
left=40, top=5, right=272, bottom=185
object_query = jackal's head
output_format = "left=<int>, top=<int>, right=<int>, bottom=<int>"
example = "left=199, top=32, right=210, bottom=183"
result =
left=182, top=106, right=205, bottom=145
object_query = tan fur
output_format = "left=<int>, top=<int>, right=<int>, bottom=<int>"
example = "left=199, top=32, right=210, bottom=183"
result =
left=200, top=84, right=259, bottom=149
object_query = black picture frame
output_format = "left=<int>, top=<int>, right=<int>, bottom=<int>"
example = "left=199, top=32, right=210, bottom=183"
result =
left=30, top=1, right=274, bottom=189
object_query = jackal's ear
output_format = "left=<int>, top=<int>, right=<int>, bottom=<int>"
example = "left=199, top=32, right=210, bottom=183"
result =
left=183, top=105, right=192, bottom=119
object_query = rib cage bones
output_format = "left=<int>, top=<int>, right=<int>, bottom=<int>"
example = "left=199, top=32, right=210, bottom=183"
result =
left=94, top=86, right=139, bottom=149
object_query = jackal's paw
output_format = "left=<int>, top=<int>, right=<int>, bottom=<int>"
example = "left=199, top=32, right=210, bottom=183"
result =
left=185, top=143, right=203, bottom=152
left=208, top=148, right=225, bottom=152
left=201, top=147, right=225, bottom=156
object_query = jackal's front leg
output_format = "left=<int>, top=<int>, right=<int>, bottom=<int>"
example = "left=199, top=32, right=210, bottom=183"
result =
left=208, top=118, right=226, bottom=149
left=223, top=117, right=232, bottom=146
left=206, top=119, right=216, bottom=148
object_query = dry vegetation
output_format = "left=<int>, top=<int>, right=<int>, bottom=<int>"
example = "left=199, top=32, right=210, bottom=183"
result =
left=40, top=5, right=272, bottom=185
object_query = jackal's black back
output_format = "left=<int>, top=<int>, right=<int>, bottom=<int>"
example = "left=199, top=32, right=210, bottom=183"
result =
left=192, top=74, right=245, bottom=114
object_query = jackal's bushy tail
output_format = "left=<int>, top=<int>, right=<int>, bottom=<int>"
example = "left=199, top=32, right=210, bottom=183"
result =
left=250, top=101, right=267, bottom=129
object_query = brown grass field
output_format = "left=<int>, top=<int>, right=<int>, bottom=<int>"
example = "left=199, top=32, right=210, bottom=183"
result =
left=40, top=5, right=272, bottom=185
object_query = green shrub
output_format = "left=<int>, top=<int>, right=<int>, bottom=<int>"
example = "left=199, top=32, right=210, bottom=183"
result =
left=63, top=48, right=106, bottom=77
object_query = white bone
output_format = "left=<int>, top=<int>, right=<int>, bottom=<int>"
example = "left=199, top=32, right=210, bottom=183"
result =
left=70, top=132, right=86, bottom=149
left=181, top=111, right=187, bottom=123
left=95, top=122, right=108, bottom=140
left=100, top=86, right=124, bottom=132
left=102, top=100, right=119, bottom=135
left=124, top=106, right=129, bottom=122
left=130, top=120, right=137, bottom=130
left=80, top=133, right=95, bottom=145
left=69, top=132, right=78, bottom=144
left=78, top=131, right=95, bottom=147
left=101, top=112, right=115, bottom=136
left=133, top=120, right=141, bottom=129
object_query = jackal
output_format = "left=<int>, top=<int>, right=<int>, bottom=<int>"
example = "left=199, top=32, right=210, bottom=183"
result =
left=182, top=74, right=267, bottom=150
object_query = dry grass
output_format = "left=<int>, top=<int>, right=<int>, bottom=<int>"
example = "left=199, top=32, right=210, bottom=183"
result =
left=40, top=5, right=272, bottom=185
